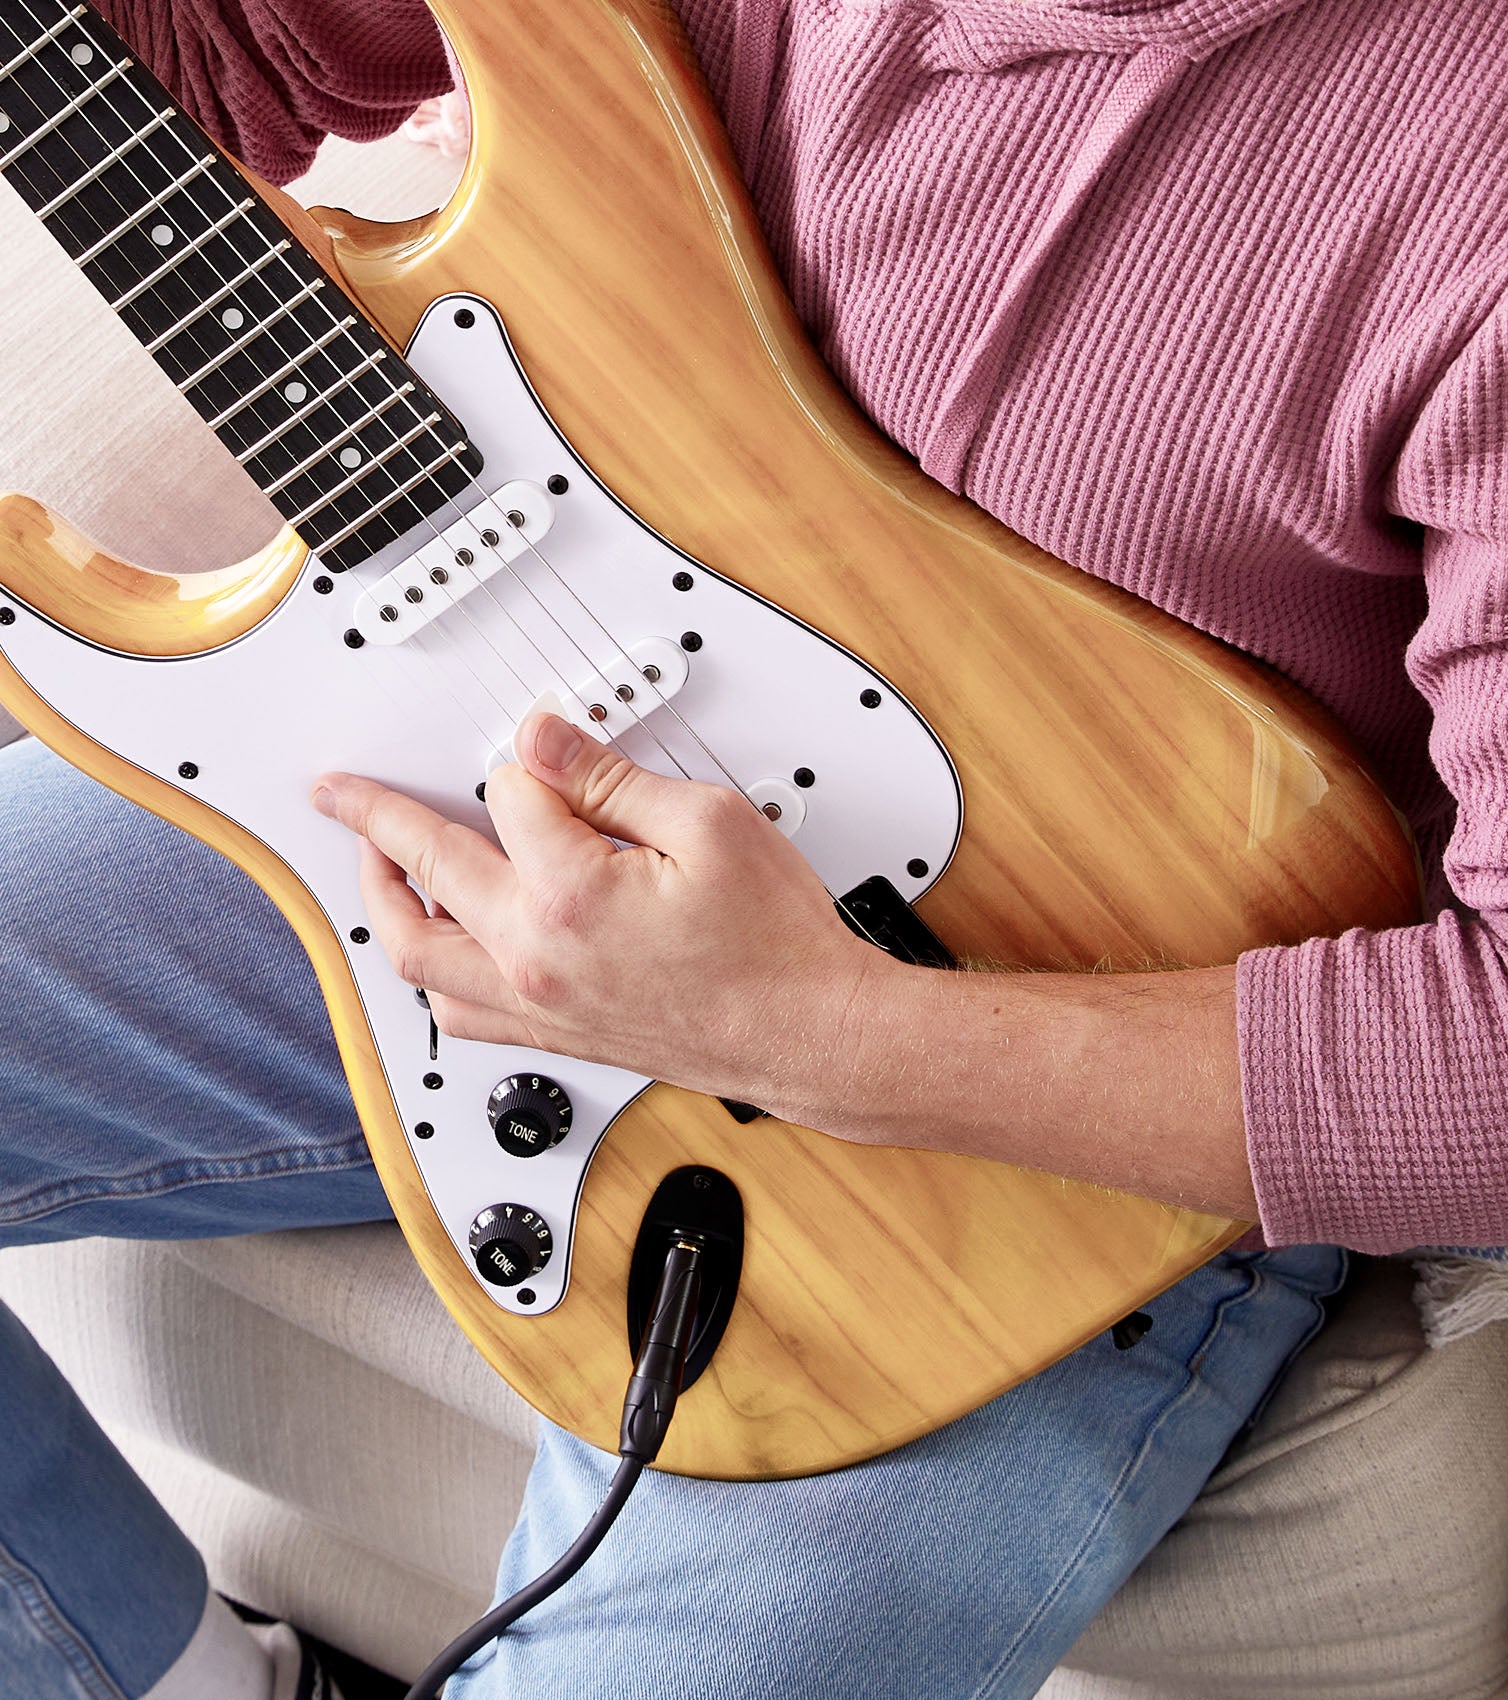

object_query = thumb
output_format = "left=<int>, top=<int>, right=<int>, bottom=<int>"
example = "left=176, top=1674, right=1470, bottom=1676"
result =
left=516, top=712, right=702, bottom=848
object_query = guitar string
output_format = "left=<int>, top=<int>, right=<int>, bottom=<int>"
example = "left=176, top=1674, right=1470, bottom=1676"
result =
left=0, top=0, right=741, bottom=805
left=2, top=0, right=753, bottom=806
left=1, top=3, right=886, bottom=948
left=0, top=0, right=592, bottom=761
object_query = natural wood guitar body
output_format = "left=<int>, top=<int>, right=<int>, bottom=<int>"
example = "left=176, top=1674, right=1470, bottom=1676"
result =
left=0, top=0, right=1419, bottom=1478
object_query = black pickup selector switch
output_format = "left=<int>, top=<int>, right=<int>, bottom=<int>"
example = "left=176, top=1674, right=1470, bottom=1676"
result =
left=469, top=1203, right=553, bottom=1287
left=487, top=1073, right=573, bottom=1158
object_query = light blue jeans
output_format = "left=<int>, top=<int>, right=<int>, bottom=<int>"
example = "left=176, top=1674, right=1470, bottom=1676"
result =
left=0, top=737, right=1346, bottom=1699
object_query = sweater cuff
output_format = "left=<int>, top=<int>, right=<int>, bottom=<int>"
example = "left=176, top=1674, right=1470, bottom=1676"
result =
left=1238, top=917, right=1508, bottom=1253
left=1238, top=941, right=1334, bottom=1246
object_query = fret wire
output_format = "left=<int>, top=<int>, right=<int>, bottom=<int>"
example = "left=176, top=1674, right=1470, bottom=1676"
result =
left=312, top=442, right=472, bottom=553
left=0, top=2, right=84, bottom=80
left=263, top=383, right=416, bottom=495
left=72, top=150, right=215, bottom=262
left=106, top=197, right=255, bottom=310
left=0, top=56, right=131, bottom=169
left=288, top=412, right=443, bottom=527
left=1, top=9, right=722, bottom=805
left=233, top=348, right=389, bottom=462
left=143, top=240, right=291, bottom=352
left=0, top=2, right=476, bottom=570
left=203, top=315, right=358, bottom=428
left=35, top=105, right=173, bottom=217
left=175, top=276, right=324, bottom=392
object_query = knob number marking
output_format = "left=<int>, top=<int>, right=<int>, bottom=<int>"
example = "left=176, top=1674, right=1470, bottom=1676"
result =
left=488, top=1073, right=573, bottom=1158
left=469, top=1201, right=554, bottom=1287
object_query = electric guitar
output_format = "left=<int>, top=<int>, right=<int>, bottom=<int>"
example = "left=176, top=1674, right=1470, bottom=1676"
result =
left=0, top=0, right=1420, bottom=1479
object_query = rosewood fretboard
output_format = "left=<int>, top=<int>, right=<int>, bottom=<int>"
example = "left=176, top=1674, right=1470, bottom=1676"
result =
left=0, top=0, right=481, bottom=571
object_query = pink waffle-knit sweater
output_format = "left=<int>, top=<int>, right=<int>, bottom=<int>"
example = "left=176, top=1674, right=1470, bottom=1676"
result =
left=91, top=0, right=1508, bottom=1260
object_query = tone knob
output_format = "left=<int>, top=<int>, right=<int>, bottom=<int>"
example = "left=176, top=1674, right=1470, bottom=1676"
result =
left=468, top=1203, right=553, bottom=1287
left=488, top=1073, right=573, bottom=1158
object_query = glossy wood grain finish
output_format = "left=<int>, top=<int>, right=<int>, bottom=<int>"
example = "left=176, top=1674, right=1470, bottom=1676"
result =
left=0, top=496, right=306, bottom=655
left=0, top=0, right=1421, bottom=1477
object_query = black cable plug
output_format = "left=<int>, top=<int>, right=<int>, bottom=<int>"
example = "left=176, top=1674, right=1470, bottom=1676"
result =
left=403, top=1235, right=705, bottom=1700
left=620, top=1236, right=703, bottom=1463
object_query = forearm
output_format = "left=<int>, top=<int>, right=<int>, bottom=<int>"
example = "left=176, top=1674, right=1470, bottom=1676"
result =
left=792, top=959, right=1256, bottom=1222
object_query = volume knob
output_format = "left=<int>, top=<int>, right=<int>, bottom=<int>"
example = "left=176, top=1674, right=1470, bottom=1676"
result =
left=468, top=1203, right=553, bottom=1287
left=488, top=1073, right=572, bottom=1158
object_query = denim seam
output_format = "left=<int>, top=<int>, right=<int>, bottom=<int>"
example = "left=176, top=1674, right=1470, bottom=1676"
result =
left=967, top=1263, right=1265, bottom=1700
left=0, top=1133, right=374, bottom=1228
left=0, top=1537, right=130, bottom=1700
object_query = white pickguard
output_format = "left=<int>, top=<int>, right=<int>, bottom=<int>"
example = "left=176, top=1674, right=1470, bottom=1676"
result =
left=0, top=294, right=962, bottom=1316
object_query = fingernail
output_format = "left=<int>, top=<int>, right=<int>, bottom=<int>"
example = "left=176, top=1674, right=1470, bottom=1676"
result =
left=533, top=714, right=582, bottom=772
left=311, top=785, right=335, bottom=817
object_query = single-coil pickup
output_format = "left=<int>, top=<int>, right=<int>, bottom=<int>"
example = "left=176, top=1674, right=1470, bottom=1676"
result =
left=350, top=481, right=554, bottom=645
left=496, top=639, right=693, bottom=770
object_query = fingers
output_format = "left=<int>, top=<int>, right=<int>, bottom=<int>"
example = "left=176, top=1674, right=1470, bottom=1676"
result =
left=356, top=837, right=511, bottom=1006
left=507, top=711, right=716, bottom=854
left=313, top=773, right=512, bottom=937
left=484, top=745, right=616, bottom=886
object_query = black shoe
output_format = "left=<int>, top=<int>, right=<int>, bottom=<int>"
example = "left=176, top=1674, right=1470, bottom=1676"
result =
left=225, top=1597, right=407, bottom=1700
left=291, top=1631, right=346, bottom=1700
left=297, top=1630, right=408, bottom=1700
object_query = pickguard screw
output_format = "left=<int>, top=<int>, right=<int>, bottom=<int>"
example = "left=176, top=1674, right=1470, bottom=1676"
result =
left=312, top=575, right=333, bottom=595
left=430, top=566, right=450, bottom=585
left=860, top=688, right=882, bottom=708
left=454, top=307, right=475, bottom=328
left=455, top=547, right=474, bottom=567
left=547, top=474, right=569, bottom=495
left=413, top=1121, right=435, bottom=1140
left=907, top=858, right=930, bottom=879
left=794, top=767, right=815, bottom=788
left=404, top=586, right=424, bottom=603
left=350, top=926, right=370, bottom=944
left=475, top=781, right=488, bottom=801
left=0, top=608, right=13, bottom=625
left=177, top=761, right=199, bottom=780
left=762, top=801, right=783, bottom=821
left=343, top=628, right=365, bottom=649
left=480, top=529, right=499, bottom=547
left=588, top=703, right=608, bottom=722
left=423, top=1071, right=444, bottom=1090
left=516, top=1287, right=537, bottom=1304
left=506, top=509, right=525, bottom=529
left=615, top=684, right=634, bottom=702
left=672, top=572, right=693, bottom=592
left=680, top=631, right=703, bottom=652
left=641, top=663, right=662, bottom=683
left=379, top=605, right=399, bottom=623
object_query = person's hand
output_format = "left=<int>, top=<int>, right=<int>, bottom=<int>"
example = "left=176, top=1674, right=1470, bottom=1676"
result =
left=311, top=712, right=886, bottom=1121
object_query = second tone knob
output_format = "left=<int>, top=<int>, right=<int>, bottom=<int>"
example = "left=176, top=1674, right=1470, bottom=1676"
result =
left=469, top=1203, right=553, bottom=1287
left=487, top=1073, right=573, bottom=1158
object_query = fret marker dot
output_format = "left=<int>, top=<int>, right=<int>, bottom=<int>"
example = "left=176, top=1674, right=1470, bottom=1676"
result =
left=284, top=381, right=308, bottom=404
left=221, top=308, right=245, bottom=331
left=0, top=115, right=10, bottom=135
left=70, top=43, right=94, bottom=65
left=339, top=447, right=363, bottom=469
left=150, top=224, right=175, bottom=247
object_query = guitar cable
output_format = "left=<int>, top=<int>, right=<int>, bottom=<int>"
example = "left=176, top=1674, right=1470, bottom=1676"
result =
left=403, top=1236, right=707, bottom=1700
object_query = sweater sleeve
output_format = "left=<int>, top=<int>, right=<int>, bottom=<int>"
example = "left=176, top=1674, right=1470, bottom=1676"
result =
left=88, top=0, right=452, bottom=185
left=1238, top=295, right=1508, bottom=1253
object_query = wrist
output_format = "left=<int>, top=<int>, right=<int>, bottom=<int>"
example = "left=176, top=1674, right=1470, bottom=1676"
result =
left=765, top=951, right=965, bottom=1147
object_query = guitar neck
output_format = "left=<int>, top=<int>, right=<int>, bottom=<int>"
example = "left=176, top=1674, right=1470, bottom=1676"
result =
left=0, top=0, right=481, bottom=570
